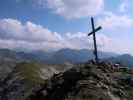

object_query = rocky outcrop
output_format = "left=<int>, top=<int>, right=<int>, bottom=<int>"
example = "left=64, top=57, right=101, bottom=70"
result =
left=1, top=61, right=133, bottom=100
left=0, top=62, right=73, bottom=100
left=27, top=61, right=133, bottom=100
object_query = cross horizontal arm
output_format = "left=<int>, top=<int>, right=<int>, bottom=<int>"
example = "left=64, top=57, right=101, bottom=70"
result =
left=94, top=26, right=102, bottom=33
left=88, top=32, right=93, bottom=36
left=88, top=26, right=102, bottom=36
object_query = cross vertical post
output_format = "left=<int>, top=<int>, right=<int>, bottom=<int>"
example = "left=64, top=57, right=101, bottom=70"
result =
left=88, top=17, right=102, bottom=64
left=91, top=17, right=98, bottom=63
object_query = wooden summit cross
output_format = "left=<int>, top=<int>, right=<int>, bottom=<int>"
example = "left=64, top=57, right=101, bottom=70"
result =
left=88, top=17, right=102, bottom=63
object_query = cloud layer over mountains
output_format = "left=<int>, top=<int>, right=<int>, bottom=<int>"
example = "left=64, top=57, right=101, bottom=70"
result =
left=0, top=17, right=132, bottom=54
left=0, top=18, right=111, bottom=51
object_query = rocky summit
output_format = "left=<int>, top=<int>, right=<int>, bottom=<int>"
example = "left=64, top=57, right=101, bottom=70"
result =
left=28, top=61, right=133, bottom=100
left=1, top=61, right=133, bottom=100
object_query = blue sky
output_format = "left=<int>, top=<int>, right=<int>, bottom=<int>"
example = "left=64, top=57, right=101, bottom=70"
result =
left=0, top=0, right=133, bottom=54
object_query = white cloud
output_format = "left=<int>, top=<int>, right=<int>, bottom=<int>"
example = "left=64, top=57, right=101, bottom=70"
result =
left=42, top=0, right=104, bottom=19
left=97, top=13, right=133, bottom=30
left=64, top=32, right=133, bottom=54
left=0, top=18, right=133, bottom=54
left=64, top=32, right=111, bottom=50
left=119, top=1, right=128, bottom=13
left=96, top=12, right=133, bottom=54
left=0, top=18, right=67, bottom=51
left=0, top=18, right=112, bottom=51
left=0, top=18, right=60, bottom=42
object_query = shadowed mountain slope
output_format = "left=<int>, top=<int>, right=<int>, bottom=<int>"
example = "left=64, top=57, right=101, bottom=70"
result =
left=106, top=54, right=133, bottom=68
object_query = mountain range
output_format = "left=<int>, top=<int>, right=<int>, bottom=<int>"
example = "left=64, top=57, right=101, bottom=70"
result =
left=105, top=54, right=133, bottom=67
left=0, top=48, right=133, bottom=67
